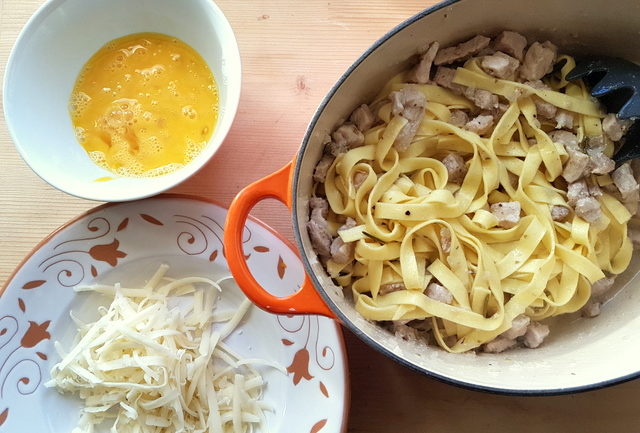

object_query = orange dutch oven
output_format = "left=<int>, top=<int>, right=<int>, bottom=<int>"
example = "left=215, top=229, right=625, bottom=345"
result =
left=224, top=0, right=640, bottom=395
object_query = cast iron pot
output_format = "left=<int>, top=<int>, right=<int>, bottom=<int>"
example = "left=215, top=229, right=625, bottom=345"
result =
left=224, top=0, right=640, bottom=395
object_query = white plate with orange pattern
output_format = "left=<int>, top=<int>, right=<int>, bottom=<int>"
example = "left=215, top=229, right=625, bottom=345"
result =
left=0, top=194, right=348, bottom=433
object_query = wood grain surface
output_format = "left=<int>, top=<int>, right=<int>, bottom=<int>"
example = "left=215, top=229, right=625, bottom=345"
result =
left=1, top=1, right=639, bottom=432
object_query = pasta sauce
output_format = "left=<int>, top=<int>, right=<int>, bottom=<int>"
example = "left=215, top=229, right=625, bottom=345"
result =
left=70, top=33, right=219, bottom=177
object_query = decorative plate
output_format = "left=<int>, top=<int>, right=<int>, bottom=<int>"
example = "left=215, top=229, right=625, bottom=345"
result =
left=0, top=194, right=348, bottom=433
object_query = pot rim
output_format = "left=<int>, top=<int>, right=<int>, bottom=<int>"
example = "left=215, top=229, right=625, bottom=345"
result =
left=290, top=0, right=640, bottom=396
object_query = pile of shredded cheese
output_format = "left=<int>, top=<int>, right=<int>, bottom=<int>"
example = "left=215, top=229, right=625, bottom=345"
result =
left=46, top=264, right=281, bottom=433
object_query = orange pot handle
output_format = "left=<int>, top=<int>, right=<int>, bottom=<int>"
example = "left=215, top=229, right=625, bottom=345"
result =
left=224, top=160, right=336, bottom=318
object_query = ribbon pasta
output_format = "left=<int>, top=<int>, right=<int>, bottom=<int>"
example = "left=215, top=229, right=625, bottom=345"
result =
left=317, top=56, right=633, bottom=353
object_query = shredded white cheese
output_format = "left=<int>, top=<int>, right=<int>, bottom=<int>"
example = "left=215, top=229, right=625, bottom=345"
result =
left=46, top=264, right=282, bottom=433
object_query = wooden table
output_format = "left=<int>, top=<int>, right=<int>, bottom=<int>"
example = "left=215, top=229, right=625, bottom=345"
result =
left=1, top=1, right=639, bottom=431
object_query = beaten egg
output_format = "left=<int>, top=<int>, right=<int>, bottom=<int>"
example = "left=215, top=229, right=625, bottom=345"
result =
left=70, top=32, right=219, bottom=177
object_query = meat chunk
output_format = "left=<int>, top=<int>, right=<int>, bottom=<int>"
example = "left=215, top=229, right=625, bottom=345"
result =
left=465, top=114, right=494, bottom=135
left=325, top=140, right=348, bottom=157
left=612, top=163, right=640, bottom=214
left=379, top=282, right=406, bottom=296
left=313, top=155, right=334, bottom=183
left=555, top=109, right=575, bottom=130
left=392, top=322, right=422, bottom=342
left=589, top=152, right=615, bottom=175
left=464, top=88, right=499, bottom=110
left=483, top=336, right=517, bottom=353
left=407, top=41, right=440, bottom=84
left=523, top=322, right=550, bottom=348
left=585, top=135, right=606, bottom=155
left=306, top=198, right=332, bottom=257
left=425, top=282, right=454, bottom=304
left=534, top=97, right=557, bottom=119
left=501, top=314, right=531, bottom=340
left=434, top=35, right=491, bottom=65
left=551, top=205, right=570, bottom=222
left=612, top=163, right=640, bottom=200
left=389, top=86, right=427, bottom=151
left=332, top=123, right=364, bottom=149
left=519, top=41, right=557, bottom=81
left=481, top=51, right=520, bottom=79
left=433, top=66, right=466, bottom=93
left=440, top=227, right=452, bottom=253
left=349, top=104, right=376, bottom=133
left=562, top=148, right=590, bottom=182
left=490, top=201, right=521, bottom=228
left=591, top=277, right=615, bottom=298
left=493, top=31, right=528, bottom=61
left=574, top=196, right=601, bottom=223
left=330, top=218, right=357, bottom=264
left=582, top=300, right=601, bottom=318
left=549, top=130, right=579, bottom=150
left=602, top=113, right=632, bottom=141
left=442, top=152, right=467, bottom=184
left=628, top=227, right=640, bottom=248
left=353, top=170, right=368, bottom=190
left=567, top=179, right=590, bottom=206
left=449, top=110, right=469, bottom=127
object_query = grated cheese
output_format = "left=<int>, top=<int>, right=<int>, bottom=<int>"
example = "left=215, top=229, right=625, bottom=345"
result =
left=46, top=264, right=283, bottom=433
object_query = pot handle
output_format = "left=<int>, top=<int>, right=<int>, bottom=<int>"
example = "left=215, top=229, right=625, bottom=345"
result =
left=224, top=160, right=336, bottom=318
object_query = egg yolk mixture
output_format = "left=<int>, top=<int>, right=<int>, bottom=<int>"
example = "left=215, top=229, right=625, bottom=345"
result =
left=70, top=33, right=218, bottom=177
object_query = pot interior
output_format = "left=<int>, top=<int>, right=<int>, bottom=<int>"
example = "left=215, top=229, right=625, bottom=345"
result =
left=293, top=0, right=640, bottom=393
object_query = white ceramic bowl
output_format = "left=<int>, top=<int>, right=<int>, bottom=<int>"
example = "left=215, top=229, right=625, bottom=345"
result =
left=3, top=0, right=241, bottom=202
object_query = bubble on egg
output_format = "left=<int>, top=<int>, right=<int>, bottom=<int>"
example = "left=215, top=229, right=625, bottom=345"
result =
left=69, top=91, right=92, bottom=117
left=181, top=105, right=197, bottom=119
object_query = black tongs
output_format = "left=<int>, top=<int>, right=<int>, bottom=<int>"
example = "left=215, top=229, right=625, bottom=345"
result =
left=567, top=56, right=640, bottom=164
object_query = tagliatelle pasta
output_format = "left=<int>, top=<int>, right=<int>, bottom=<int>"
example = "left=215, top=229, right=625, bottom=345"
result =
left=310, top=34, right=637, bottom=353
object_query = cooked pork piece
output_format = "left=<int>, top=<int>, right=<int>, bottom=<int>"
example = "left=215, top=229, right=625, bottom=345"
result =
left=407, top=41, right=440, bottom=84
left=465, top=114, right=495, bottom=135
left=582, top=300, right=601, bottom=318
left=379, top=282, right=406, bottom=296
left=612, top=163, right=640, bottom=214
left=330, top=218, right=357, bottom=264
left=562, top=148, right=590, bottom=183
left=313, top=155, right=334, bottom=183
left=483, top=336, right=517, bottom=353
left=353, top=170, right=368, bottom=190
left=612, top=163, right=640, bottom=200
left=589, top=151, right=615, bottom=175
left=434, top=35, right=491, bottom=65
left=392, top=322, right=422, bottom=342
left=350, top=104, right=376, bottom=132
left=490, top=201, right=521, bottom=228
left=307, top=198, right=332, bottom=257
left=449, top=109, right=469, bottom=127
left=591, top=277, right=615, bottom=298
left=442, top=152, right=467, bottom=184
left=501, top=314, right=531, bottom=340
left=574, top=197, right=601, bottom=223
left=433, top=66, right=466, bottom=94
left=425, top=282, right=454, bottom=304
left=389, top=86, right=427, bottom=151
left=567, top=179, right=589, bottom=206
left=325, top=140, right=349, bottom=157
left=523, top=322, right=550, bottom=348
left=440, top=227, right=452, bottom=253
left=602, top=113, right=632, bottom=142
left=551, top=205, right=570, bottom=222
left=481, top=51, right=520, bottom=79
left=493, top=30, right=528, bottom=60
left=519, top=41, right=557, bottom=81
left=549, top=130, right=579, bottom=149
left=463, top=87, right=500, bottom=110
left=584, top=135, right=605, bottom=155
left=434, top=66, right=498, bottom=110
left=555, top=109, right=575, bottom=130
left=628, top=227, right=640, bottom=247
left=332, top=123, right=364, bottom=149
